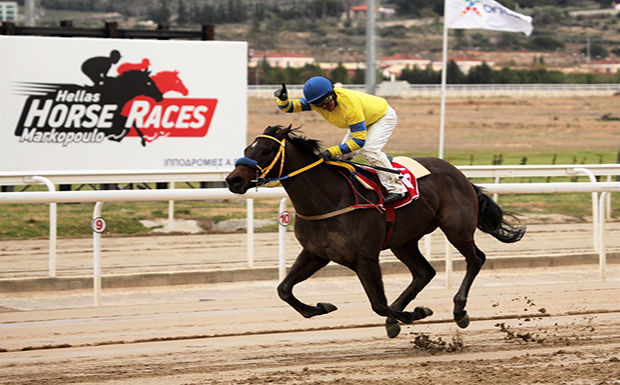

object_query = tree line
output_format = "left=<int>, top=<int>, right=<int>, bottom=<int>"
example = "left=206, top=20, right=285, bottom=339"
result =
left=399, top=62, right=620, bottom=84
left=251, top=60, right=620, bottom=85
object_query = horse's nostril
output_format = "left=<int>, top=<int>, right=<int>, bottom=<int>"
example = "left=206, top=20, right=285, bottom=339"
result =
left=227, top=176, right=243, bottom=187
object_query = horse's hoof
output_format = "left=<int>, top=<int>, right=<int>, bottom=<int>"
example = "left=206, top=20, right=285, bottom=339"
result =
left=414, top=306, right=434, bottom=319
left=317, top=302, right=338, bottom=314
left=455, top=312, right=470, bottom=329
left=386, top=319, right=401, bottom=339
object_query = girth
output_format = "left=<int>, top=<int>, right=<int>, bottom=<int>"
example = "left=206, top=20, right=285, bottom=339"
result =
left=294, top=166, right=396, bottom=250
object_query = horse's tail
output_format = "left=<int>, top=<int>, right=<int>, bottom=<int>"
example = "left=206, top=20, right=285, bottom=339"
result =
left=473, top=184, right=526, bottom=243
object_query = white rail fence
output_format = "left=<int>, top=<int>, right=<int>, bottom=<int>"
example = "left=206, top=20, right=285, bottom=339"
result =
left=3, top=163, right=617, bottom=277
left=248, top=83, right=620, bottom=98
left=460, top=164, right=620, bottom=251
left=0, top=180, right=619, bottom=305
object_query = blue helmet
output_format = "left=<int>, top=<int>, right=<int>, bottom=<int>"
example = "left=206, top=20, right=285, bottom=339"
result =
left=303, top=76, right=334, bottom=103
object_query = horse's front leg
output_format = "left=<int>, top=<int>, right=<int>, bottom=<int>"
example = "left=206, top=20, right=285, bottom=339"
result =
left=277, top=248, right=337, bottom=318
left=384, top=241, right=436, bottom=338
left=354, top=254, right=423, bottom=325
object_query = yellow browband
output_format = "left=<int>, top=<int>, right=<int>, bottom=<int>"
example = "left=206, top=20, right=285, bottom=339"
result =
left=254, top=134, right=324, bottom=183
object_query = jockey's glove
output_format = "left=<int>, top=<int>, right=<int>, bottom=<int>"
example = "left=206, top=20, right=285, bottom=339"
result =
left=274, top=81, right=288, bottom=101
left=319, top=150, right=333, bottom=161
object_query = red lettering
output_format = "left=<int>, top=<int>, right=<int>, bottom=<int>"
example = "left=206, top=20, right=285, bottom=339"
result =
left=124, top=98, right=217, bottom=141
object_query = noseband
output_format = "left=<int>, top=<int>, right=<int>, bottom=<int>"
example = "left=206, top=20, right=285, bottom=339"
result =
left=235, top=134, right=323, bottom=185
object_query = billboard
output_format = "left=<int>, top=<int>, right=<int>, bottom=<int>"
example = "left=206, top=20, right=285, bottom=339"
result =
left=0, top=36, right=247, bottom=173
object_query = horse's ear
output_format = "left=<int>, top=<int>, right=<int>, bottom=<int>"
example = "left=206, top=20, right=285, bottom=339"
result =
left=278, top=124, right=292, bottom=140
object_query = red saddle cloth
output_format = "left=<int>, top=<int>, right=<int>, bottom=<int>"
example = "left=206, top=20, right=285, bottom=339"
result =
left=355, top=160, right=420, bottom=208
left=390, top=160, right=420, bottom=208
left=353, top=161, right=420, bottom=250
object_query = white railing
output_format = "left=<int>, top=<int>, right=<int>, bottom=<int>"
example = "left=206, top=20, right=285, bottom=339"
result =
left=3, top=164, right=620, bottom=275
left=405, top=83, right=620, bottom=97
left=460, top=164, right=620, bottom=249
left=459, top=164, right=620, bottom=179
left=0, top=182, right=619, bottom=305
left=0, top=169, right=232, bottom=186
left=247, top=83, right=620, bottom=98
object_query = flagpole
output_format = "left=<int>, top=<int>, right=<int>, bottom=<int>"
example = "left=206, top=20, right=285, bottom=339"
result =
left=439, top=0, right=449, bottom=159
left=438, top=0, right=533, bottom=159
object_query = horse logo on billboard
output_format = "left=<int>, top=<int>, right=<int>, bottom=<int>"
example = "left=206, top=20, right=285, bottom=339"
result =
left=14, top=50, right=217, bottom=146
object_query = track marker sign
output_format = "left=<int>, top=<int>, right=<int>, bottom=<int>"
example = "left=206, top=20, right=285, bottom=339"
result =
left=92, top=217, right=107, bottom=233
left=279, top=211, right=291, bottom=227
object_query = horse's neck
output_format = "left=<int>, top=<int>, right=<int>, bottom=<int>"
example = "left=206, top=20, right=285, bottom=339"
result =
left=101, top=79, right=141, bottom=104
left=280, top=147, right=349, bottom=215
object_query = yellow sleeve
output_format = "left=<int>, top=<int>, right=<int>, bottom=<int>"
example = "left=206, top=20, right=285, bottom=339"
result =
left=276, top=98, right=312, bottom=113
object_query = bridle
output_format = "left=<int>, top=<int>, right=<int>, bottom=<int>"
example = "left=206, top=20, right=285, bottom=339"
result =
left=234, top=134, right=323, bottom=186
left=235, top=133, right=386, bottom=226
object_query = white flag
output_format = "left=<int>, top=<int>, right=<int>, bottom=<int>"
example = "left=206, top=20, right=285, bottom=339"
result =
left=445, top=0, right=533, bottom=36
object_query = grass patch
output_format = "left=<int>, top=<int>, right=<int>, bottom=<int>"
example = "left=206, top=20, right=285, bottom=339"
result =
left=400, top=150, right=617, bottom=167
left=0, top=185, right=283, bottom=239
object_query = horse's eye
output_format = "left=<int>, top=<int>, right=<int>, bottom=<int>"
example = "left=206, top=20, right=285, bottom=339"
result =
left=262, top=149, right=271, bottom=156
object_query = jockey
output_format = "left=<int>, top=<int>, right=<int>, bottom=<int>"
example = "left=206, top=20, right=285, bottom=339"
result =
left=274, top=76, right=408, bottom=204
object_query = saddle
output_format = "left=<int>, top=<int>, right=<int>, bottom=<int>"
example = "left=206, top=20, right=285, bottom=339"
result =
left=330, top=156, right=430, bottom=208
left=327, top=157, right=431, bottom=250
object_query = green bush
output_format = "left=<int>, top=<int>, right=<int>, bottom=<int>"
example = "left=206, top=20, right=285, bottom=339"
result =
left=524, top=35, right=566, bottom=51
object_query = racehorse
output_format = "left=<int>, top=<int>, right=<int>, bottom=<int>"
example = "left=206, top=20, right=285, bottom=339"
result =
left=226, top=125, right=525, bottom=338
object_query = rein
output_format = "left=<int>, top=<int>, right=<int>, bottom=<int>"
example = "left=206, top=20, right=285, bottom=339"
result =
left=235, top=133, right=383, bottom=221
left=295, top=169, right=383, bottom=220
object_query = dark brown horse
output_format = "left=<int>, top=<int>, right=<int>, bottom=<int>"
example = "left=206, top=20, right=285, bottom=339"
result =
left=226, top=125, right=525, bottom=338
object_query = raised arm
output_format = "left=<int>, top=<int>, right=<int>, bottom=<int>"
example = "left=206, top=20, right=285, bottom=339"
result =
left=274, top=81, right=312, bottom=113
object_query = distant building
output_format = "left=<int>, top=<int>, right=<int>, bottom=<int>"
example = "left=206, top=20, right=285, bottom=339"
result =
left=346, top=3, right=396, bottom=19
left=380, top=53, right=431, bottom=78
left=249, top=50, right=316, bottom=69
left=319, top=62, right=365, bottom=78
left=569, top=4, right=620, bottom=17
left=580, top=57, right=620, bottom=74
left=0, top=2, right=17, bottom=22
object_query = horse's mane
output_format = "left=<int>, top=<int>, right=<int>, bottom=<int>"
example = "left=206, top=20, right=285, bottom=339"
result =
left=264, top=125, right=322, bottom=160
left=117, top=69, right=152, bottom=81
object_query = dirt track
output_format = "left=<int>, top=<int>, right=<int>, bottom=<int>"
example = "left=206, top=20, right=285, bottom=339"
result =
left=1, top=94, right=619, bottom=383
left=2, top=269, right=620, bottom=384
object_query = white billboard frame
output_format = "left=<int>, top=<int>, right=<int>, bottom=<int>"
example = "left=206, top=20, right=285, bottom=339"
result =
left=0, top=35, right=247, bottom=175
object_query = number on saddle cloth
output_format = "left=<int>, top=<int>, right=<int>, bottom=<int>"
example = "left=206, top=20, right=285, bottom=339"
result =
left=355, top=157, right=429, bottom=207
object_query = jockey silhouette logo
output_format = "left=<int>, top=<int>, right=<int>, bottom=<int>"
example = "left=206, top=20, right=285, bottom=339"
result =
left=81, top=50, right=122, bottom=86
left=13, top=50, right=218, bottom=147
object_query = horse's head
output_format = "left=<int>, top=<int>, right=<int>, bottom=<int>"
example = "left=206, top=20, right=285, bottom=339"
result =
left=226, top=125, right=292, bottom=194
left=117, top=70, right=164, bottom=103
left=151, top=70, right=189, bottom=96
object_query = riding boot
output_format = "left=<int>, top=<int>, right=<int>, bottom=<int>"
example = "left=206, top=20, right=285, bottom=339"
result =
left=364, top=152, right=408, bottom=203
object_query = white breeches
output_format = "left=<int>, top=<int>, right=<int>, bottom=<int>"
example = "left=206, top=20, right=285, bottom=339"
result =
left=340, top=106, right=407, bottom=194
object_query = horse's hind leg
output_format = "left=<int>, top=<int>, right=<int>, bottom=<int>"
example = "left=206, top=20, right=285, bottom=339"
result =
left=448, top=240, right=486, bottom=328
left=385, top=240, right=436, bottom=338
left=277, top=248, right=336, bottom=318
